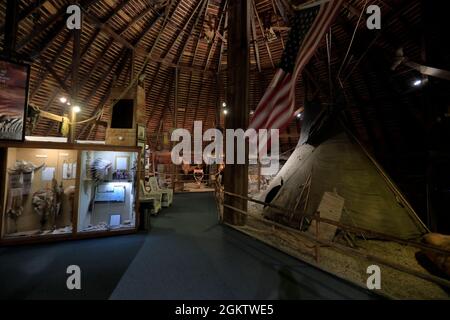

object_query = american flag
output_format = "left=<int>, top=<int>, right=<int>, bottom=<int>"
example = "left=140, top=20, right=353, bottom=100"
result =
left=249, top=0, right=344, bottom=137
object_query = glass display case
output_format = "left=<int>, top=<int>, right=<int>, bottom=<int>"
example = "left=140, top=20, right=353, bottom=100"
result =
left=77, top=150, right=138, bottom=233
left=0, top=142, right=140, bottom=244
left=1, top=147, right=76, bottom=239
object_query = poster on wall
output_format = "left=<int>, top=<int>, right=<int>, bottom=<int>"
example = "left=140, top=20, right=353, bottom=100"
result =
left=0, top=59, right=30, bottom=141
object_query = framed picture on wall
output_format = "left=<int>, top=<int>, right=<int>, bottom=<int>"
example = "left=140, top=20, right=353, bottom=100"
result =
left=137, top=124, right=146, bottom=141
left=0, top=59, right=31, bottom=141
left=137, top=142, right=145, bottom=166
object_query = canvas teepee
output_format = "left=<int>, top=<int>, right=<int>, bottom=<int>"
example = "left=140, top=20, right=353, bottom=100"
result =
left=260, top=102, right=428, bottom=240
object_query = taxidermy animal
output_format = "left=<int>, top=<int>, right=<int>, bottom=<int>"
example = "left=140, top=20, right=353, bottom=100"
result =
left=8, top=160, right=44, bottom=174
left=422, top=233, right=450, bottom=277
left=32, top=178, right=63, bottom=230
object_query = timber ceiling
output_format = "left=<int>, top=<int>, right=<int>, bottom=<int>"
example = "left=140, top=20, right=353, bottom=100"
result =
left=0, top=0, right=447, bottom=159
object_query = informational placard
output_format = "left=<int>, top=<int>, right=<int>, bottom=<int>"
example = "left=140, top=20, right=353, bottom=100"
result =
left=62, top=163, right=77, bottom=179
left=115, top=156, right=129, bottom=170
left=22, top=172, right=33, bottom=194
left=109, top=215, right=121, bottom=226
left=42, top=167, right=55, bottom=181
left=94, top=185, right=125, bottom=203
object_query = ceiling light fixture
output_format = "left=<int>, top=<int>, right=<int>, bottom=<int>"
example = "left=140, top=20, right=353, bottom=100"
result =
left=59, top=97, right=67, bottom=103
left=72, top=106, right=81, bottom=113
left=413, top=79, right=423, bottom=87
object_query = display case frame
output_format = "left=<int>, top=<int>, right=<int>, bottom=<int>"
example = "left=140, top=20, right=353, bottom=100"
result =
left=0, top=141, right=141, bottom=246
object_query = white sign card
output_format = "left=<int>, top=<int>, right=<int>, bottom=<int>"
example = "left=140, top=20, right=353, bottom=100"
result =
left=42, top=167, right=55, bottom=181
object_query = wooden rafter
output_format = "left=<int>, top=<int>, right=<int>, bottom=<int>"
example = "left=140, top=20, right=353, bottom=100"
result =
left=204, top=0, right=228, bottom=70
left=252, top=0, right=275, bottom=68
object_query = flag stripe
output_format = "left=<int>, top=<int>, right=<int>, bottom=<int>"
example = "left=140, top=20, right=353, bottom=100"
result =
left=249, top=0, right=344, bottom=153
left=294, top=1, right=343, bottom=80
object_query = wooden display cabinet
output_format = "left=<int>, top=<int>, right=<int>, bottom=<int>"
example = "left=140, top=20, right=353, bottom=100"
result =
left=0, top=141, right=141, bottom=246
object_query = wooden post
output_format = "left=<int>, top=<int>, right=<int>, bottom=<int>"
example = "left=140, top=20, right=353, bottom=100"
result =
left=3, top=0, right=18, bottom=58
left=173, top=68, right=179, bottom=191
left=223, top=0, right=250, bottom=226
left=69, top=27, right=81, bottom=143
left=257, top=161, right=261, bottom=192
left=315, top=211, right=320, bottom=263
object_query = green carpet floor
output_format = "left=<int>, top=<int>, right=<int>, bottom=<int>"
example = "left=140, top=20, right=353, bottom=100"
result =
left=0, top=193, right=379, bottom=300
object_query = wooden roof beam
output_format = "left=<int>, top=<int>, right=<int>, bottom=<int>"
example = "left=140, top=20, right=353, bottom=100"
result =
left=83, top=5, right=216, bottom=76
left=3, top=0, right=19, bottom=57
left=38, top=57, right=71, bottom=93
left=16, top=0, right=100, bottom=52
left=0, top=0, right=48, bottom=34
left=77, top=50, right=131, bottom=139
left=145, top=0, right=212, bottom=125
left=205, top=0, right=229, bottom=71
left=250, top=4, right=262, bottom=72
left=45, top=48, right=129, bottom=136
left=176, top=0, right=210, bottom=66
left=252, top=0, right=275, bottom=68
left=30, top=33, right=72, bottom=100
left=30, top=0, right=125, bottom=101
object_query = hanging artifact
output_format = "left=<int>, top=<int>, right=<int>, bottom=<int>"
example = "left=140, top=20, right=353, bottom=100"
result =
left=8, top=160, right=45, bottom=175
left=89, top=158, right=112, bottom=182
left=6, top=189, right=24, bottom=233
left=6, top=160, right=45, bottom=231
left=32, top=178, right=63, bottom=231
left=193, top=167, right=204, bottom=187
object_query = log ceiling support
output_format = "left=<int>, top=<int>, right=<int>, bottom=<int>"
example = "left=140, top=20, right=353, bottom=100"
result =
left=252, top=0, right=274, bottom=69
left=204, top=0, right=228, bottom=71
left=78, top=50, right=131, bottom=140
left=16, top=0, right=100, bottom=53
left=70, top=26, right=81, bottom=143
left=180, top=0, right=214, bottom=129
left=83, top=3, right=215, bottom=76
left=30, top=33, right=72, bottom=101
left=3, top=0, right=19, bottom=58
left=216, top=10, right=228, bottom=73
left=250, top=5, right=262, bottom=72
left=147, top=0, right=208, bottom=128
left=0, top=0, right=46, bottom=34
left=223, top=0, right=250, bottom=226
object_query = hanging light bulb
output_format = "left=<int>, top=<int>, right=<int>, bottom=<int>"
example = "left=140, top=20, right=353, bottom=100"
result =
left=413, top=79, right=423, bottom=87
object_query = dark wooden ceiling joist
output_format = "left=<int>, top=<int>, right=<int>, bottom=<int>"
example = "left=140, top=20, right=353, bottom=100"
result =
left=3, top=0, right=19, bottom=57
left=0, top=0, right=432, bottom=154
